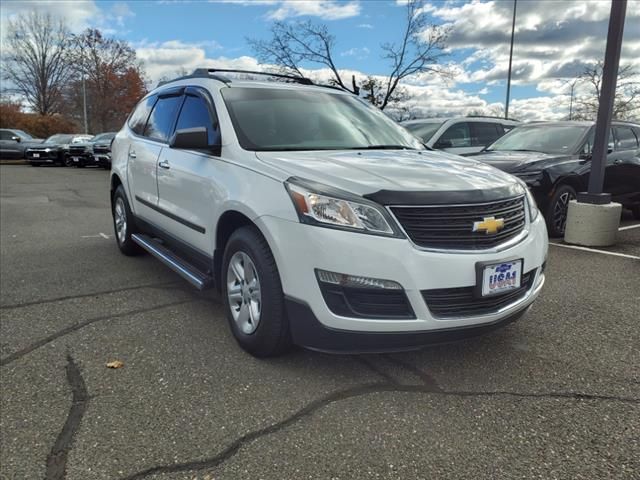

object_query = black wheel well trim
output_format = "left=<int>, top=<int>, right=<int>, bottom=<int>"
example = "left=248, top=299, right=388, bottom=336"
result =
left=214, top=210, right=261, bottom=292
left=110, top=174, right=123, bottom=209
left=550, top=175, right=582, bottom=198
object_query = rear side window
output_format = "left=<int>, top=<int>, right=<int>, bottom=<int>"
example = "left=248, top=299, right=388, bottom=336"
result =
left=471, top=122, right=503, bottom=147
left=436, top=122, right=471, bottom=148
left=143, top=95, right=183, bottom=142
left=174, top=94, right=219, bottom=144
left=128, top=96, right=156, bottom=135
left=614, top=127, right=639, bottom=150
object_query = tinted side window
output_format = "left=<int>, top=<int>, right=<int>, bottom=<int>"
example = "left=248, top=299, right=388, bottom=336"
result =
left=583, top=128, right=614, bottom=153
left=143, top=95, right=182, bottom=142
left=437, top=122, right=471, bottom=148
left=471, top=122, right=502, bottom=146
left=174, top=94, right=218, bottom=144
left=614, top=127, right=639, bottom=150
left=128, top=96, right=156, bottom=135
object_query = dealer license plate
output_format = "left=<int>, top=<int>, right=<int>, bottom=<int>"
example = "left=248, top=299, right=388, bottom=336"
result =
left=481, top=260, right=522, bottom=296
left=32, top=153, right=40, bottom=158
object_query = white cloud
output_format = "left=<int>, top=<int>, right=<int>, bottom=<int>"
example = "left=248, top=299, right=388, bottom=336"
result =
left=357, top=23, right=373, bottom=29
left=340, top=47, right=370, bottom=59
left=265, top=0, right=360, bottom=21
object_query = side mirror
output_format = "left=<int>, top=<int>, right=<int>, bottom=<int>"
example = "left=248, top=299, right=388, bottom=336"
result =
left=11, top=136, right=21, bottom=142
left=607, top=142, right=614, bottom=154
left=169, top=127, right=220, bottom=154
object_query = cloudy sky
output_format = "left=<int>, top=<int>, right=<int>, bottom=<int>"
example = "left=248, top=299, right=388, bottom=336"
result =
left=1, top=0, right=639, bottom=120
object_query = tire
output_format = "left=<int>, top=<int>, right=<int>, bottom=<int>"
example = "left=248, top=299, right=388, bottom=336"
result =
left=64, top=157, right=74, bottom=167
left=222, top=226, right=291, bottom=357
left=30, top=163, right=39, bottom=167
left=112, top=185, right=142, bottom=256
left=632, top=205, right=640, bottom=220
left=545, top=184, right=577, bottom=237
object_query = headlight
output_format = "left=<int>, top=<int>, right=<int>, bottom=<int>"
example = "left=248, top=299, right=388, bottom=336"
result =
left=285, top=178, right=401, bottom=237
left=514, top=170, right=543, bottom=186
left=44, top=148, right=52, bottom=152
left=517, top=180, right=539, bottom=222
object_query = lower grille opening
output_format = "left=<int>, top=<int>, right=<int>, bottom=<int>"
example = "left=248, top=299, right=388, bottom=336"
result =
left=422, top=270, right=537, bottom=319
left=317, top=271, right=415, bottom=320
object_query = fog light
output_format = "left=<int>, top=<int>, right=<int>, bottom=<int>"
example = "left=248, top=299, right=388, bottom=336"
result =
left=315, top=269, right=402, bottom=290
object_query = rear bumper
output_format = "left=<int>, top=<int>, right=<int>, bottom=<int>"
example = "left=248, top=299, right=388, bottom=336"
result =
left=286, top=296, right=533, bottom=354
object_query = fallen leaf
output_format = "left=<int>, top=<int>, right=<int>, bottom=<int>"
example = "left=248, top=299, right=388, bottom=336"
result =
left=106, top=360, right=124, bottom=369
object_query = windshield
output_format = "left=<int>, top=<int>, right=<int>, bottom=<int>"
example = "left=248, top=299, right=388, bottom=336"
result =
left=45, top=134, right=74, bottom=144
left=13, top=130, right=34, bottom=140
left=92, top=133, right=115, bottom=143
left=221, top=87, right=423, bottom=151
left=404, top=121, right=444, bottom=142
left=487, top=125, right=589, bottom=154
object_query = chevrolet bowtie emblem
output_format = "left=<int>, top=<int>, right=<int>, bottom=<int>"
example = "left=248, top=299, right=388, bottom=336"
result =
left=473, top=216, right=505, bottom=234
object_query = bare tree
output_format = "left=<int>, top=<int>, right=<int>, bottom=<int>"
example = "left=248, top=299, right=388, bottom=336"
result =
left=68, top=29, right=145, bottom=132
left=361, top=76, right=408, bottom=109
left=3, top=12, right=74, bottom=115
left=573, top=61, right=640, bottom=121
left=249, top=21, right=358, bottom=93
left=379, top=0, right=448, bottom=110
left=249, top=0, right=448, bottom=109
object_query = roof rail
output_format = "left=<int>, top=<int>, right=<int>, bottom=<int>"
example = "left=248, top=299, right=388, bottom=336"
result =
left=194, top=68, right=314, bottom=85
left=156, top=70, right=231, bottom=88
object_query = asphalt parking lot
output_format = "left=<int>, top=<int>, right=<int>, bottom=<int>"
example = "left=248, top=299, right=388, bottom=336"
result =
left=1, top=164, right=638, bottom=480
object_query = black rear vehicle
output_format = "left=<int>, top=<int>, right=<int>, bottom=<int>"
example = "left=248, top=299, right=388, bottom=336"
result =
left=91, top=132, right=117, bottom=169
left=25, top=134, right=75, bottom=166
left=469, top=121, right=640, bottom=236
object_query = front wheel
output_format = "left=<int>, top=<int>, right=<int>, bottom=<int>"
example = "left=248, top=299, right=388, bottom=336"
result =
left=112, top=185, right=142, bottom=256
left=222, top=226, right=291, bottom=357
left=64, top=157, right=74, bottom=167
left=545, top=184, right=577, bottom=237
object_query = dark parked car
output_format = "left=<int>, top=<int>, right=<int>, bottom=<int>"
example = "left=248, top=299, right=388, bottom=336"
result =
left=63, top=135, right=94, bottom=167
left=26, top=134, right=91, bottom=166
left=469, top=121, right=640, bottom=236
left=0, top=129, right=44, bottom=159
left=91, top=132, right=116, bottom=169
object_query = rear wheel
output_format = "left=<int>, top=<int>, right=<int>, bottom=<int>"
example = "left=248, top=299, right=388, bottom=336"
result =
left=632, top=205, right=640, bottom=220
left=545, top=184, right=577, bottom=237
left=222, top=226, right=291, bottom=357
left=112, top=185, right=142, bottom=256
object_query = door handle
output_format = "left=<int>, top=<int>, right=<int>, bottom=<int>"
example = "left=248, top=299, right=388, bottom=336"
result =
left=158, top=160, right=170, bottom=169
left=129, top=151, right=137, bottom=159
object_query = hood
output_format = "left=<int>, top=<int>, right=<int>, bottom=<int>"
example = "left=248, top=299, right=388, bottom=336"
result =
left=255, top=149, right=518, bottom=197
left=468, top=150, right=574, bottom=172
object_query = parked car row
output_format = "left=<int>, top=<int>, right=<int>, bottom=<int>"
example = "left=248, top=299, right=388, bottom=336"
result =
left=0, top=129, right=116, bottom=169
left=401, top=117, right=640, bottom=234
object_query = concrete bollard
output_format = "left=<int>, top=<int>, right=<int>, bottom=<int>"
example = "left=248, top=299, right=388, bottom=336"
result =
left=564, top=200, right=622, bottom=247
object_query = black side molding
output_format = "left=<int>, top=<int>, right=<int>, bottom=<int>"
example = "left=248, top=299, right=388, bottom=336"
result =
left=135, top=196, right=206, bottom=234
left=363, top=183, right=523, bottom=206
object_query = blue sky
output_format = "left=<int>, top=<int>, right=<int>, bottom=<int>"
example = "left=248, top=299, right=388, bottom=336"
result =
left=1, top=0, right=639, bottom=120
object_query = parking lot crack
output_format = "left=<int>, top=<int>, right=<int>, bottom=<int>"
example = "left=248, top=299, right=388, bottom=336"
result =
left=45, top=354, right=89, bottom=480
left=0, top=281, right=181, bottom=310
left=0, top=299, right=196, bottom=367
left=118, top=382, right=639, bottom=479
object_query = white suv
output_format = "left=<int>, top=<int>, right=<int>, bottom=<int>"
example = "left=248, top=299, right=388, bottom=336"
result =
left=110, top=69, right=548, bottom=357
left=403, top=117, right=519, bottom=156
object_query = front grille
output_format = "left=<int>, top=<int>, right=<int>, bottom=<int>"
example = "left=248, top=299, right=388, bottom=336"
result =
left=68, top=146, right=88, bottom=154
left=319, top=284, right=415, bottom=319
left=390, top=196, right=526, bottom=250
left=422, top=270, right=536, bottom=318
left=93, top=145, right=110, bottom=154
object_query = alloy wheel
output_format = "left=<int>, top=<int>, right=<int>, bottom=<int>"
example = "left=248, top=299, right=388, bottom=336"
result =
left=553, top=191, right=576, bottom=234
left=114, top=198, right=127, bottom=245
left=226, top=251, right=262, bottom=335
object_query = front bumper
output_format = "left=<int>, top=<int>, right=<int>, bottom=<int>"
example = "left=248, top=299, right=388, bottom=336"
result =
left=26, top=151, right=60, bottom=163
left=257, top=214, right=548, bottom=341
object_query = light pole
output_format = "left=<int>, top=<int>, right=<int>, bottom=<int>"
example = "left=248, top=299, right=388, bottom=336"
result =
left=505, top=0, right=517, bottom=119
left=564, top=0, right=627, bottom=247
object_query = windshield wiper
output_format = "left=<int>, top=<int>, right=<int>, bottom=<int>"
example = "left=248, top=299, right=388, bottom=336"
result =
left=350, top=145, right=417, bottom=150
